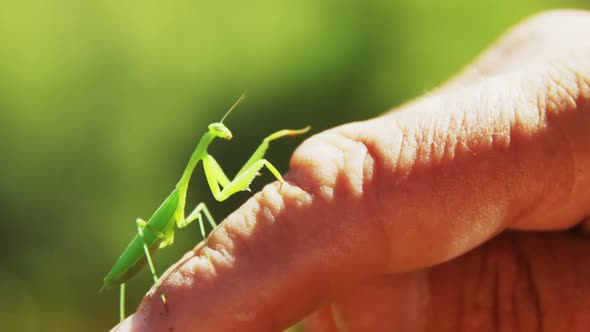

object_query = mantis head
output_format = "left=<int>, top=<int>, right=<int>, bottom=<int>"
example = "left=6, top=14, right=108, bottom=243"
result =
left=208, top=92, right=246, bottom=141
left=208, top=122, right=233, bottom=140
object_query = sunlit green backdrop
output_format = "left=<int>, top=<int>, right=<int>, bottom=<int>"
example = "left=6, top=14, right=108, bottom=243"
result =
left=1, top=1, right=587, bottom=331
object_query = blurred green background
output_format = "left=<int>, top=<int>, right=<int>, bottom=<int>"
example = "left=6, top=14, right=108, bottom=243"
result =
left=1, top=1, right=588, bottom=331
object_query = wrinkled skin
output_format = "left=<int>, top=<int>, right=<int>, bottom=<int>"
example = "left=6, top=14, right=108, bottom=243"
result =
left=114, top=10, right=590, bottom=332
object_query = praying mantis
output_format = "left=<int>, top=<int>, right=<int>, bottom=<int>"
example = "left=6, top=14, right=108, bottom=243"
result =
left=100, top=94, right=310, bottom=321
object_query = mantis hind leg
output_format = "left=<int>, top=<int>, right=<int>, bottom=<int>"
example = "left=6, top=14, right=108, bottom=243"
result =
left=136, top=218, right=168, bottom=313
left=119, top=283, right=126, bottom=322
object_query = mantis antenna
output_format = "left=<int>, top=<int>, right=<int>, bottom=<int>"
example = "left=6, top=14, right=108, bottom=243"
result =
left=221, top=92, right=247, bottom=124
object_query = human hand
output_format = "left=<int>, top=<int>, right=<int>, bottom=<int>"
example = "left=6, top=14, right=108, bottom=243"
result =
left=114, top=10, right=590, bottom=332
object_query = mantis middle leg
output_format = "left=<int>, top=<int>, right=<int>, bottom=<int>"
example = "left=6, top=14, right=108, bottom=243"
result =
left=177, top=202, right=217, bottom=266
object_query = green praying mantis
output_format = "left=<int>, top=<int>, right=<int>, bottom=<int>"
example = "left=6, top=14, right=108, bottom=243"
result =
left=101, top=94, right=310, bottom=321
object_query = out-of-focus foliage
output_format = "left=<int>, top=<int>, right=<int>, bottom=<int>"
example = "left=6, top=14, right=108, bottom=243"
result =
left=0, top=1, right=587, bottom=331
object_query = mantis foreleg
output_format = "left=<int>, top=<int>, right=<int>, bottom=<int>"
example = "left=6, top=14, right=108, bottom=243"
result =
left=214, top=159, right=283, bottom=201
left=235, top=127, right=310, bottom=178
left=202, top=155, right=231, bottom=199
left=201, top=128, right=311, bottom=202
